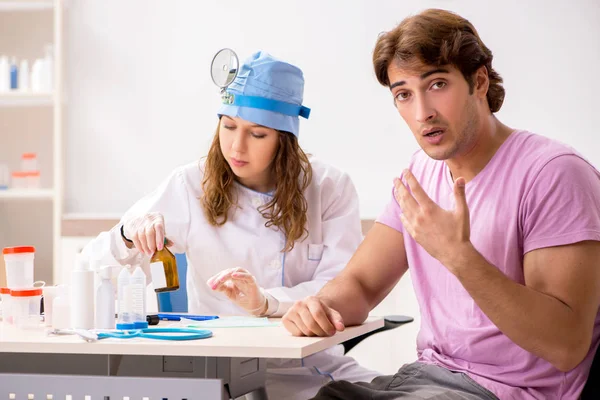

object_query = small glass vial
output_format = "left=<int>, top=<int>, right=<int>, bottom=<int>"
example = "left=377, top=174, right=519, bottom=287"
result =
left=149, top=238, right=179, bottom=293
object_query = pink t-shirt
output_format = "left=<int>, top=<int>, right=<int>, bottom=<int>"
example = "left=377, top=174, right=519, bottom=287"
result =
left=377, top=131, right=600, bottom=399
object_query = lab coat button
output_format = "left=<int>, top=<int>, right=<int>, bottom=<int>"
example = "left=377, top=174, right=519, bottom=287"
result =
left=252, top=197, right=263, bottom=208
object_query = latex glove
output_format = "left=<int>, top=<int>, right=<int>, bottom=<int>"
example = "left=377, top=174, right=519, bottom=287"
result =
left=207, top=267, right=267, bottom=316
left=122, top=212, right=173, bottom=256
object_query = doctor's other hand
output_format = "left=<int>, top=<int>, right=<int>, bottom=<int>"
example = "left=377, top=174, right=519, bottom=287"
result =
left=282, top=296, right=345, bottom=337
left=122, top=212, right=173, bottom=256
left=207, top=267, right=267, bottom=316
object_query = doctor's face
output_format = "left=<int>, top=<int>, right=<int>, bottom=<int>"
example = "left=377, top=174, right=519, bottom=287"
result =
left=219, top=116, right=280, bottom=192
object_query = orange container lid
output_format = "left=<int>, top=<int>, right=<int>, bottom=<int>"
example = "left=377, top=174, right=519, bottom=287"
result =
left=11, top=171, right=28, bottom=178
left=3, top=246, right=36, bottom=255
left=21, top=153, right=37, bottom=159
left=10, top=288, right=43, bottom=297
left=0, top=288, right=10, bottom=294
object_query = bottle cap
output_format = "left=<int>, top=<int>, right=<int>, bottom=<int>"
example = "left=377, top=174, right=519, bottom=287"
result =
left=134, top=321, right=149, bottom=329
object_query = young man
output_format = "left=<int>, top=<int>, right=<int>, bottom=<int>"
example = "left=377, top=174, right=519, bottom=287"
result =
left=282, top=9, right=600, bottom=400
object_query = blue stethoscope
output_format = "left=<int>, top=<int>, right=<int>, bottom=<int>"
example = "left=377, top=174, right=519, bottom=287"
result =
left=49, top=327, right=212, bottom=342
left=96, top=327, right=212, bottom=341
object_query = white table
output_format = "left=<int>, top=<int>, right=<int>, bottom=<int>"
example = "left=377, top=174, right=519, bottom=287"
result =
left=0, top=317, right=383, bottom=399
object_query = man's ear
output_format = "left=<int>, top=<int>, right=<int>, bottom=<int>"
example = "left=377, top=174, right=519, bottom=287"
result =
left=474, top=65, right=490, bottom=99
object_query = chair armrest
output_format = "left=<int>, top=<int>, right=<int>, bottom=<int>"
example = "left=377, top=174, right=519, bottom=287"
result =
left=342, top=315, right=414, bottom=354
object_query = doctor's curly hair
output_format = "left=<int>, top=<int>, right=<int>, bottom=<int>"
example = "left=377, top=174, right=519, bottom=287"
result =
left=201, top=124, right=312, bottom=252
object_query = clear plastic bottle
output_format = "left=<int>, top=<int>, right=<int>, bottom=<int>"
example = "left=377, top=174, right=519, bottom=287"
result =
left=130, top=267, right=147, bottom=329
left=150, top=238, right=179, bottom=292
left=52, top=285, right=71, bottom=330
left=116, top=267, right=134, bottom=330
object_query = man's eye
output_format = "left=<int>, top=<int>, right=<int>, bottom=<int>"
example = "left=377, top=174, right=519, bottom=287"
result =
left=395, top=92, right=410, bottom=102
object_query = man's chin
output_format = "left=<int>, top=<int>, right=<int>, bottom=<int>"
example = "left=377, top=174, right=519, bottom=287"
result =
left=422, top=147, right=454, bottom=161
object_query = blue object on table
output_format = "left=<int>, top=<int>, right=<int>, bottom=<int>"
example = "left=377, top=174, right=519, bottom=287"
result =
left=97, top=327, right=212, bottom=341
left=156, top=253, right=189, bottom=312
left=158, top=313, right=219, bottom=322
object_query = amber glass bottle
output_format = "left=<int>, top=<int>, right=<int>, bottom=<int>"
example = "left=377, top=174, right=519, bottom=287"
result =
left=150, top=238, right=180, bottom=292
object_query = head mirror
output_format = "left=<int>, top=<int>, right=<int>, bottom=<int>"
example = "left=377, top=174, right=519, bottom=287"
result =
left=211, top=48, right=239, bottom=89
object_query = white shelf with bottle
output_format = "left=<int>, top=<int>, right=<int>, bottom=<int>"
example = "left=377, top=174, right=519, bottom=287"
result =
left=0, top=188, right=54, bottom=199
left=0, top=92, right=53, bottom=106
left=0, top=1, right=53, bottom=12
left=0, top=0, right=63, bottom=286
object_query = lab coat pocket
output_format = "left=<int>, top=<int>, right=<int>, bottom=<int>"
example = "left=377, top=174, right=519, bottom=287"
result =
left=307, top=243, right=324, bottom=262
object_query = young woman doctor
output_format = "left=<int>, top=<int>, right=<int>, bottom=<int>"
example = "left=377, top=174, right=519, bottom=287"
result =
left=82, top=50, right=379, bottom=399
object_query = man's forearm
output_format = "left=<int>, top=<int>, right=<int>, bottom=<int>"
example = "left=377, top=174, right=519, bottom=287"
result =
left=450, top=243, right=589, bottom=371
left=318, top=274, right=372, bottom=326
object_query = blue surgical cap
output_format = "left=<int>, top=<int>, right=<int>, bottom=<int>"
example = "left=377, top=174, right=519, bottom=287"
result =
left=217, top=51, right=310, bottom=138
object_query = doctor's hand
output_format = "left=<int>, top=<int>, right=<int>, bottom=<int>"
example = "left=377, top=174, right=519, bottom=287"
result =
left=394, top=169, right=471, bottom=272
left=207, top=268, right=268, bottom=316
left=122, top=212, right=173, bottom=256
left=282, top=296, right=345, bottom=337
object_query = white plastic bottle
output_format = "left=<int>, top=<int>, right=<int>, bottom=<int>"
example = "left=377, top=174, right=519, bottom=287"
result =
left=0, top=56, right=9, bottom=93
left=130, top=266, right=147, bottom=329
left=44, top=44, right=54, bottom=92
left=18, top=59, right=29, bottom=92
left=95, top=266, right=115, bottom=329
left=71, top=255, right=95, bottom=329
left=52, top=286, right=71, bottom=330
left=117, top=267, right=134, bottom=330
left=30, top=58, right=44, bottom=92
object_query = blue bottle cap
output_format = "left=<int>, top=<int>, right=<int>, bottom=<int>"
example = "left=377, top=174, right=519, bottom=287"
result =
left=116, top=323, right=136, bottom=330
left=134, top=321, right=149, bottom=329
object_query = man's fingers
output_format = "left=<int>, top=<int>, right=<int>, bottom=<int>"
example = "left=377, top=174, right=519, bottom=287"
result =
left=307, top=301, right=337, bottom=336
left=399, top=213, right=415, bottom=238
left=292, top=312, right=316, bottom=337
left=403, top=169, right=434, bottom=208
left=453, top=177, right=469, bottom=217
left=394, top=177, right=418, bottom=214
left=298, top=307, right=328, bottom=336
left=326, top=307, right=345, bottom=332
left=282, top=313, right=305, bottom=337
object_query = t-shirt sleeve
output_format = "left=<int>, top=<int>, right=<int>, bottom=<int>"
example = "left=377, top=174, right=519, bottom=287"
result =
left=376, top=186, right=405, bottom=234
left=522, top=154, right=600, bottom=254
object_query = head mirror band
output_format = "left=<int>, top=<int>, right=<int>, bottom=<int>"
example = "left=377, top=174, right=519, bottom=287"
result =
left=223, top=93, right=310, bottom=119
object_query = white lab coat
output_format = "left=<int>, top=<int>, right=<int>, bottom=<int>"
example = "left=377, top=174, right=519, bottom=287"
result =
left=82, top=158, right=380, bottom=399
